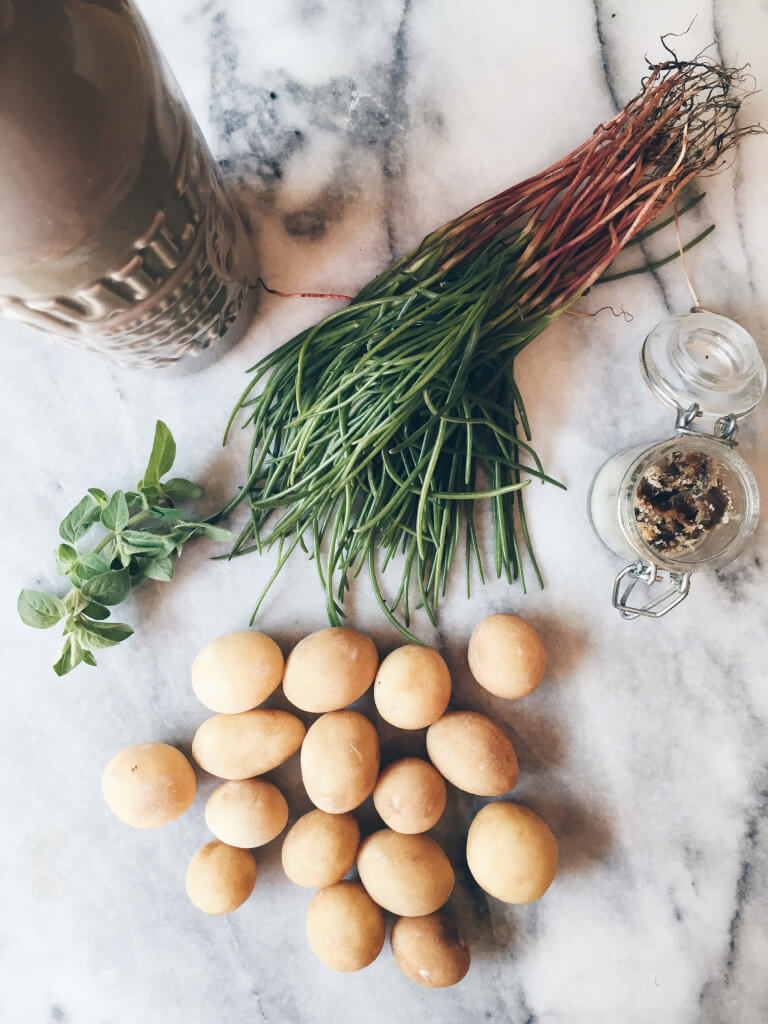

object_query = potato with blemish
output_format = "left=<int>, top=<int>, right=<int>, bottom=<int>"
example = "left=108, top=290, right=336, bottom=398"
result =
left=391, top=912, right=470, bottom=987
left=102, top=742, right=196, bottom=829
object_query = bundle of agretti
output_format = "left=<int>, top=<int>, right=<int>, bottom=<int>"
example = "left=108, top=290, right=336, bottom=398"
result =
left=223, top=55, right=760, bottom=637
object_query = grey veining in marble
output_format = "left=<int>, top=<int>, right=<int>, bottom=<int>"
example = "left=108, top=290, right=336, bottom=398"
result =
left=1, top=2, right=767, bottom=1023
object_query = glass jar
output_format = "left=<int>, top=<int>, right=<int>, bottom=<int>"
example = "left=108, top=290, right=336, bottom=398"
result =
left=588, top=310, right=766, bottom=618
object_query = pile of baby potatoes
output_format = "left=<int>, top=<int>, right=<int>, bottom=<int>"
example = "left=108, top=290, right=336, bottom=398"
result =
left=101, top=613, right=557, bottom=988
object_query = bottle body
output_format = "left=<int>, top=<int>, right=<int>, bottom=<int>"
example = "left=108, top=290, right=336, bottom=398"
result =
left=0, top=0, right=255, bottom=368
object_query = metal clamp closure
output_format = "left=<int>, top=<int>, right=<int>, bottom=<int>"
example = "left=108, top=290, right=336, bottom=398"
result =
left=612, top=561, right=692, bottom=619
left=675, top=403, right=739, bottom=444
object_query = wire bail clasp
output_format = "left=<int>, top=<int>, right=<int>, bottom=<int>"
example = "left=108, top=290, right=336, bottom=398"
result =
left=612, top=561, right=692, bottom=619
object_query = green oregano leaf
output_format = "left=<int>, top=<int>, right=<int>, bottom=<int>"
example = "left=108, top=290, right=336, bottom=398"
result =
left=59, top=495, right=100, bottom=544
left=53, top=636, right=84, bottom=676
left=81, top=567, right=131, bottom=605
left=82, top=601, right=110, bottom=620
left=164, top=478, right=203, bottom=502
left=56, top=543, right=78, bottom=574
left=138, top=556, right=174, bottom=582
left=18, top=589, right=66, bottom=629
left=101, top=490, right=129, bottom=532
left=140, top=421, right=176, bottom=488
left=88, top=488, right=109, bottom=508
left=78, top=619, right=133, bottom=649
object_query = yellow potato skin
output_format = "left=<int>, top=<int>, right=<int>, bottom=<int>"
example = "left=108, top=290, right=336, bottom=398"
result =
left=282, top=809, right=360, bottom=888
left=466, top=801, right=558, bottom=904
left=373, top=645, right=451, bottom=729
left=102, top=742, right=196, bottom=829
left=191, top=631, right=284, bottom=713
left=373, top=758, right=446, bottom=834
left=192, top=709, right=305, bottom=780
left=283, top=627, right=378, bottom=713
left=468, top=613, right=547, bottom=699
left=300, top=710, right=380, bottom=813
left=390, top=912, right=470, bottom=988
left=426, top=711, right=518, bottom=796
left=357, top=829, right=454, bottom=917
left=205, top=779, right=288, bottom=848
left=306, top=881, right=385, bottom=972
left=185, top=840, right=258, bottom=914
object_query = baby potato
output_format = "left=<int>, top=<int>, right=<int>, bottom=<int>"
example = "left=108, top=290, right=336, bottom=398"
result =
left=185, top=840, right=258, bottom=914
left=102, top=742, right=196, bottom=829
left=205, top=779, right=288, bottom=848
left=373, top=758, right=446, bottom=834
left=306, top=881, right=385, bottom=972
left=192, top=709, right=305, bottom=780
left=374, top=645, right=451, bottom=730
left=391, top=912, right=470, bottom=988
left=357, top=829, right=454, bottom=917
left=426, top=711, right=518, bottom=796
left=283, top=627, right=378, bottom=713
left=282, top=809, right=360, bottom=888
left=191, top=630, right=284, bottom=713
left=468, top=613, right=547, bottom=699
left=300, top=711, right=379, bottom=813
left=466, top=802, right=558, bottom=904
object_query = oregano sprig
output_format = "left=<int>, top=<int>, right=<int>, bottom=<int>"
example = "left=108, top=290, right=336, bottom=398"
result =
left=18, top=421, right=229, bottom=676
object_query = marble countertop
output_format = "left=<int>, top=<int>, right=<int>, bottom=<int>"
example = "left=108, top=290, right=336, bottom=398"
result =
left=2, top=2, right=768, bottom=1022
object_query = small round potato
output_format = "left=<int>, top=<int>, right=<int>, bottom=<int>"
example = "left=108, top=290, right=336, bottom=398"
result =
left=192, top=709, right=305, bottom=780
left=102, top=742, right=196, bottom=829
left=306, top=881, right=386, bottom=972
left=466, top=802, right=558, bottom=904
left=191, top=630, right=284, bottom=713
left=300, top=711, right=380, bottom=813
left=283, top=627, right=378, bottom=713
left=357, top=829, right=454, bottom=916
left=468, top=613, right=547, bottom=699
left=391, top=912, right=470, bottom=988
left=373, top=758, right=446, bottom=834
left=282, top=810, right=360, bottom=888
left=426, top=711, right=518, bottom=796
left=185, top=840, right=258, bottom=914
left=374, top=645, right=451, bottom=730
left=205, top=779, right=289, bottom=848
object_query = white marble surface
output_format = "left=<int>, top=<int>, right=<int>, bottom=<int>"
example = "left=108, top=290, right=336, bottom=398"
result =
left=2, top=1, right=768, bottom=1022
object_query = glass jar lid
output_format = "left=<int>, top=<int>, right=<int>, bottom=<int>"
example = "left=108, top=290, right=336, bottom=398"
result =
left=641, top=310, right=766, bottom=421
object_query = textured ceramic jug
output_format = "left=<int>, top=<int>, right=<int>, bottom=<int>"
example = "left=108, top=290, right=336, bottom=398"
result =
left=0, top=0, right=256, bottom=369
